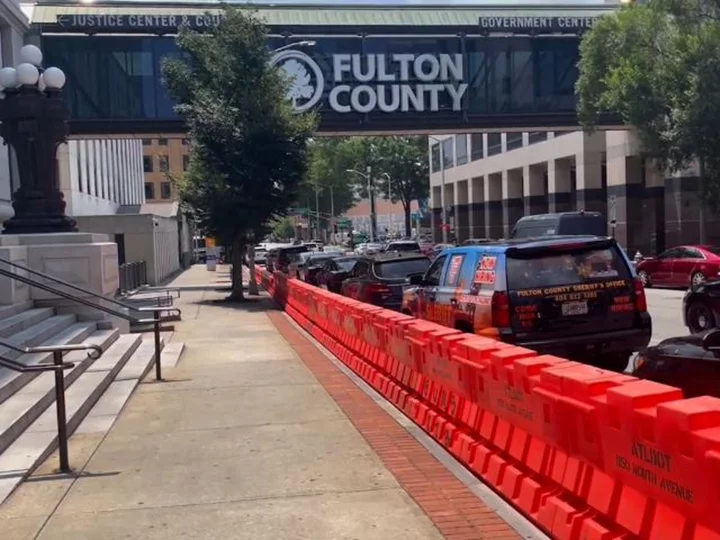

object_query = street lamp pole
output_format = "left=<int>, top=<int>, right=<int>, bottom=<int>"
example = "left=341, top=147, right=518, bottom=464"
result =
left=381, top=172, right=393, bottom=236
left=0, top=45, right=75, bottom=234
left=346, top=167, right=378, bottom=242
left=429, top=136, right=448, bottom=244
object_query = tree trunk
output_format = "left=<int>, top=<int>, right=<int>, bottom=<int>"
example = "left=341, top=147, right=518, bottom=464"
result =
left=227, top=234, right=245, bottom=301
left=403, top=200, right=412, bottom=238
left=247, top=243, right=259, bottom=295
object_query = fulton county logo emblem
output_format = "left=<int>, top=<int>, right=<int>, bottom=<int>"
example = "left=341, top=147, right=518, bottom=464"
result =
left=270, top=50, right=324, bottom=113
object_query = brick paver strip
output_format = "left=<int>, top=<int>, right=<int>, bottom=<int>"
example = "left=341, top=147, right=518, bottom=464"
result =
left=268, top=311, right=521, bottom=540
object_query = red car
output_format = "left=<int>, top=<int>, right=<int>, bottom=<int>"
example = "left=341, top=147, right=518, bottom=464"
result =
left=636, top=245, right=720, bottom=288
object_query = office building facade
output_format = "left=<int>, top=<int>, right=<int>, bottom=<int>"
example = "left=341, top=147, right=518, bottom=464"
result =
left=141, top=136, right=189, bottom=202
left=429, top=130, right=711, bottom=255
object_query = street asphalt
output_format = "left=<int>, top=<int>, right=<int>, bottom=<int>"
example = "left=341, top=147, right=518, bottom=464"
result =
left=646, top=287, right=687, bottom=345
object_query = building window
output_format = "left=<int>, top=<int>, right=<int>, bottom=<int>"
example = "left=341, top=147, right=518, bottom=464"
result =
left=506, top=133, right=523, bottom=151
left=487, top=133, right=502, bottom=156
left=159, top=155, right=169, bottom=172
left=470, top=134, right=484, bottom=161
left=455, top=134, right=468, bottom=166
left=143, top=156, right=153, bottom=173
left=158, top=138, right=168, bottom=146
left=431, top=143, right=441, bottom=173
left=144, top=182, right=155, bottom=199
left=183, top=154, right=190, bottom=171
left=142, top=138, right=152, bottom=146
left=441, top=137, right=454, bottom=169
left=528, top=132, right=548, bottom=145
left=161, top=182, right=172, bottom=199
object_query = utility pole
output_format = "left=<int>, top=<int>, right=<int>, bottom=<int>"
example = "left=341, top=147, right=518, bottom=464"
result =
left=367, top=165, right=378, bottom=242
left=314, top=184, right=321, bottom=241
left=330, top=185, right=335, bottom=243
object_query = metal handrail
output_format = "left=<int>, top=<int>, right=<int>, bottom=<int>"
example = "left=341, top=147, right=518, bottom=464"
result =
left=0, top=340, right=104, bottom=472
left=0, top=256, right=176, bottom=312
left=0, top=265, right=179, bottom=382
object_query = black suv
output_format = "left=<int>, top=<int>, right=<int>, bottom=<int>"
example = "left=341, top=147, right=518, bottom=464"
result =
left=406, top=236, right=652, bottom=372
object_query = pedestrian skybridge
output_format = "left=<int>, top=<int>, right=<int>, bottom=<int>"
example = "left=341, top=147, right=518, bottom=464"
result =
left=29, top=2, right=622, bottom=135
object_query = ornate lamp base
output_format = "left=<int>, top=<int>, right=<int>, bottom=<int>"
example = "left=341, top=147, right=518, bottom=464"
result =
left=3, top=214, right=77, bottom=235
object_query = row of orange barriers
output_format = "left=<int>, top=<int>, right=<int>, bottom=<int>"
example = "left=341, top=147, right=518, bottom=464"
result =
left=256, top=268, right=720, bottom=540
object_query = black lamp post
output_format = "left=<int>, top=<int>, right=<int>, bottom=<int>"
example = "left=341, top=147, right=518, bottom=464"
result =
left=0, top=44, right=76, bottom=234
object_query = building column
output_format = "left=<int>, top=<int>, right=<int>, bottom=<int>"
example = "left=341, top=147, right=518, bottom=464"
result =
left=456, top=180, right=469, bottom=242
left=469, top=176, right=485, bottom=238
left=607, top=156, right=643, bottom=252
left=645, top=161, right=666, bottom=255
left=548, top=158, right=572, bottom=213
left=485, top=173, right=503, bottom=240
left=502, top=168, right=523, bottom=238
left=431, top=185, right=442, bottom=242
left=444, top=182, right=455, bottom=242
left=575, top=152, right=606, bottom=215
left=523, top=164, right=548, bottom=216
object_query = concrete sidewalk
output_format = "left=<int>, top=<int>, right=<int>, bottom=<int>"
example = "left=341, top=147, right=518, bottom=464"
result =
left=0, top=266, right=447, bottom=539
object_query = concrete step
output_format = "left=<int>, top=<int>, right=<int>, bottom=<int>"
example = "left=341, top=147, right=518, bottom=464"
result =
left=160, top=341, right=185, bottom=370
left=0, top=329, right=123, bottom=456
left=0, top=315, right=77, bottom=359
left=0, top=308, right=54, bottom=339
left=0, top=301, right=34, bottom=322
left=0, top=332, right=145, bottom=506
left=0, top=321, right=99, bottom=406
left=76, top=339, right=163, bottom=435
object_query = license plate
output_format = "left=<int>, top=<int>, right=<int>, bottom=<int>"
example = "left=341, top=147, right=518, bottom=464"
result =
left=561, top=301, right=588, bottom=316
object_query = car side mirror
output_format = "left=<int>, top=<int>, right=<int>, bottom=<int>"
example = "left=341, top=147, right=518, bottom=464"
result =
left=409, top=274, right=424, bottom=286
left=702, top=329, right=720, bottom=351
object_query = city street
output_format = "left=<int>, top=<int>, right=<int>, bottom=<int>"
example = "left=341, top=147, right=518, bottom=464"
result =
left=647, top=287, right=687, bottom=345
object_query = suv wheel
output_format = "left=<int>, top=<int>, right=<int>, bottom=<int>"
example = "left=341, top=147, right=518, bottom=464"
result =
left=687, top=301, right=716, bottom=333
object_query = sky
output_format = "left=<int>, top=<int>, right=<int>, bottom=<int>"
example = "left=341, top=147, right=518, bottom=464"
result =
left=80, top=0, right=611, bottom=5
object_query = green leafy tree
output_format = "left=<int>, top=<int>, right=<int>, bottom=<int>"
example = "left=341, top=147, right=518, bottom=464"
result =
left=273, top=216, right=296, bottom=240
left=341, top=137, right=429, bottom=237
left=296, top=138, right=359, bottom=237
left=576, top=1, right=720, bottom=240
left=162, top=7, right=315, bottom=300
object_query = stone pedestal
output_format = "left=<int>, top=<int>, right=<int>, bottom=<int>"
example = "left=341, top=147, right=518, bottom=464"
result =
left=0, top=233, right=121, bottom=327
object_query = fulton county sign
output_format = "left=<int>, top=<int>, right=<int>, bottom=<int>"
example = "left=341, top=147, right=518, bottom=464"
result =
left=270, top=51, right=468, bottom=114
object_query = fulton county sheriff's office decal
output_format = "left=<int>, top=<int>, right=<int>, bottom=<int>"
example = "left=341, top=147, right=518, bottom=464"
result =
left=269, top=50, right=468, bottom=115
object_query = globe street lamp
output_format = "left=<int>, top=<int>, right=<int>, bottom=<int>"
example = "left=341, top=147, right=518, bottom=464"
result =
left=0, top=44, right=76, bottom=234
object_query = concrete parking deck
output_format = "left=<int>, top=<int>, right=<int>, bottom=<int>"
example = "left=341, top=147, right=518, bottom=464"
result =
left=0, top=265, right=525, bottom=540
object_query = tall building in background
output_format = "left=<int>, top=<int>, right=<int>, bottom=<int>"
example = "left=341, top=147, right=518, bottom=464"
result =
left=142, top=136, right=191, bottom=202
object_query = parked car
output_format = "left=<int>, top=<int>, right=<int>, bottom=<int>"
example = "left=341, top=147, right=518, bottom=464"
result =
left=636, top=245, right=720, bottom=289
left=355, top=243, right=384, bottom=256
left=291, top=252, right=344, bottom=285
left=253, top=247, right=268, bottom=266
left=383, top=240, right=421, bottom=253
left=275, top=244, right=310, bottom=274
left=682, top=279, right=720, bottom=333
left=633, top=329, right=720, bottom=398
left=511, top=211, right=606, bottom=239
left=341, top=254, right=431, bottom=311
left=404, top=236, right=651, bottom=372
left=317, top=256, right=360, bottom=293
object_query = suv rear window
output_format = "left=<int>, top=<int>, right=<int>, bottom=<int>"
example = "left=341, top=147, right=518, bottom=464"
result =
left=387, top=242, right=420, bottom=251
left=374, top=258, right=430, bottom=278
left=506, top=246, right=630, bottom=289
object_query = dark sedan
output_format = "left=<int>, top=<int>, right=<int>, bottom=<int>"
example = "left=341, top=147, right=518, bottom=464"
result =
left=340, top=254, right=431, bottom=311
left=633, top=329, right=720, bottom=398
left=684, top=280, right=720, bottom=333
left=317, top=257, right=359, bottom=293
left=289, top=252, right=343, bottom=285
